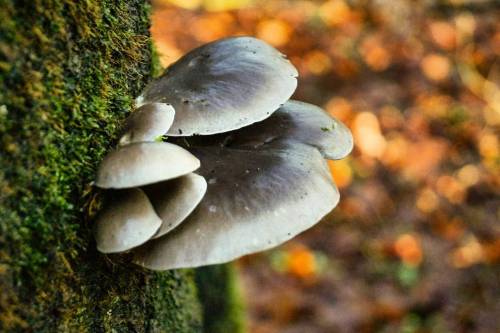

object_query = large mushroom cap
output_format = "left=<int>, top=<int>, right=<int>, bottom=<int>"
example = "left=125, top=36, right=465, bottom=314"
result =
left=119, top=103, right=175, bottom=145
left=229, top=100, right=354, bottom=160
left=134, top=143, right=339, bottom=270
left=95, top=188, right=162, bottom=253
left=143, top=173, right=207, bottom=238
left=173, top=100, right=353, bottom=160
left=136, top=36, right=298, bottom=136
left=95, top=142, right=200, bottom=189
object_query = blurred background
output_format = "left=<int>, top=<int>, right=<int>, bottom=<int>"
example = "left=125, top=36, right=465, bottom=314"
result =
left=150, top=1, right=500, bottom=332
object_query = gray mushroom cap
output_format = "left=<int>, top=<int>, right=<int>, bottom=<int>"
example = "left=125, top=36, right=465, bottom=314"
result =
left=135, top=36, right=298, bottom=136
left=95, top=142, right=200, bottom=189
left=175, top=100, right=353, bottom=160
left=133, top=143, right=339, bottom=270
left=119, top=103, right=175, bottom=145
left=229, top=100, right=354, bottom=160
left=143, top=173, right=207, bottom=238
left=95, top=188, right=162, bottom=253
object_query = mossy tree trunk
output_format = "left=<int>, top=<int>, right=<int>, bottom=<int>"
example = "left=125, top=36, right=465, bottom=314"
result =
left=0, top=1, right=240, bottom=331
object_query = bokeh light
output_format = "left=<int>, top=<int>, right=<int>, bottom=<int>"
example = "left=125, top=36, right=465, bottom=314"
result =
left=150, top=1, right=500, bottom=332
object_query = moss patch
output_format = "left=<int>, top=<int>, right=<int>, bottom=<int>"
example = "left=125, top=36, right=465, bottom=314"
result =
left=0, top=0, right=202, bottom=331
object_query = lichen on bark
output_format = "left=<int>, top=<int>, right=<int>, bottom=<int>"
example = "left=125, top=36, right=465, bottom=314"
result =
left=0, top=0, right=205, bottom=331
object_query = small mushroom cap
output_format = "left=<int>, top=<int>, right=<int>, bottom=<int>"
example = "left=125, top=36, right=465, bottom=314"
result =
left=227, top=100, right=353, bottom=160
left=136, top=36, right=298, bottom=136
left=95, top=188, right=162, bottom=253
left=95, top=142, right=200, bottom=189
left=143, top=173, right=207, bottom=238
left=119, top=103, right=175, bottom=145
left=133, top=143, right=338, bottom=270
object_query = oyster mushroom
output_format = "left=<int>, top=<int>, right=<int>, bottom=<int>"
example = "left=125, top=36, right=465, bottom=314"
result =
left=184, top=100, right=354, bottom=159
left=119, top=103, right=175, bottom=145
left=136, top=36, right=298, bottom=136
left=95, top=142, right=200, bottom=189
left=134, top=143, right=338, bottom=270
left=228, top=100, right=354, bottom=160
left=95, top=188, right=162, bottom=253
left=93, top=37, right=353, bottom=269
left=142, top=173, right=207, bottom=238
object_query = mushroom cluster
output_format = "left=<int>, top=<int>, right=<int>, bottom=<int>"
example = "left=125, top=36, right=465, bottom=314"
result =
left=94, top=37, right=353, bottom=270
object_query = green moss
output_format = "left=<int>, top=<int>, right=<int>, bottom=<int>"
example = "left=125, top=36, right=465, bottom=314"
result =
left=0, top=0, right=203, bottom=331
left=196, top=264, right=246, bottom=333
left=150, top=44, right=164, bottom=79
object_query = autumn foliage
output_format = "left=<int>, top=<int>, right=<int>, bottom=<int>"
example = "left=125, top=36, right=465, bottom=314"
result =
left=151, top=1, right=499, bottom=332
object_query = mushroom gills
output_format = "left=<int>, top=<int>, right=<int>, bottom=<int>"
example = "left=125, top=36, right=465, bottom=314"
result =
left=142, top=173, right=207, bottom=238
left=136, top=36, right=298, bottom=136
left=95, top=188, right=162, bottom=253
left=133, top=143, right=339, bottom=270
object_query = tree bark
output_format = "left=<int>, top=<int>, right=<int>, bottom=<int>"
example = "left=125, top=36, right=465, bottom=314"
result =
left=0, top=1, right=241, bottom=331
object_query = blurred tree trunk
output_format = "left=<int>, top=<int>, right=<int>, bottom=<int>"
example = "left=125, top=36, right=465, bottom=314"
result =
left=0, top=1, right=243, bottom=331
left=196, top=265, right=246, bottom=333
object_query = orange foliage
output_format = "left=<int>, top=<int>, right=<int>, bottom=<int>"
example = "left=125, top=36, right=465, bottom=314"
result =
left=285, top=245, right=317, bottom=279
left=256, top=19, right=292, bottom=47
left=304, top=50, right=332, bottom=75
left=325, top=97, right=353, bottom=123
left=328, top=159, right=353, bottom=188
left=150, top=2, right=500, bottom=331
left=319, top=0, right=353, bottom=27
left=359, top=35, right=391, bottom=71
left=420, top=54, right=451, bottom=81
left=429, top=21, right=457, bottom=50
left=353, top=112, right=386, bottom=158
left=394, top=234, right=423, bottom=267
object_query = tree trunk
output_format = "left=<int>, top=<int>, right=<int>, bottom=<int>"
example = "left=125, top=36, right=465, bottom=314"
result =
left=196, top=265, right=246, bottom=333
left=0, top=1, right=242, bottom=331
